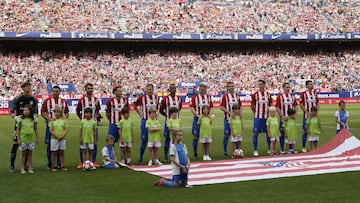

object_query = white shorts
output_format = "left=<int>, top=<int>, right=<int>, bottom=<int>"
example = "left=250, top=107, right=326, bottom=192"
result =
left=19, top=142, right=35, bottom=151
left=231, top=135, right=243, bottom=142
left=308, top=135, right=319, bottom=142
left=119, top=142, right=132, bottom=148
left=80, top=143, right=95, bottom=150
left=148, top=141, right=161, bottom=148
left=200, top=137, right=212, bottom=143
left=286, top=139, right=296, bottom=144
left=50, top=139, right=66, bottom=151
left=270, top=136, right=280, bottom=142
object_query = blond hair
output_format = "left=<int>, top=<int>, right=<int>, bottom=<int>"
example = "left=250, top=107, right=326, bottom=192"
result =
left=269, top=106, right=276, bottom=112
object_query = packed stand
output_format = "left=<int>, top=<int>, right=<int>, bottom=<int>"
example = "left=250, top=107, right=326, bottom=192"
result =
left=255, top=0, right=338, bottom=34
left=1, top=50, right=359, bottom=97
left=0, top=0, right=42, bottom=32
left=320, top=0, right=360, bottom=33
left=1, top=0, right=359, bottom=34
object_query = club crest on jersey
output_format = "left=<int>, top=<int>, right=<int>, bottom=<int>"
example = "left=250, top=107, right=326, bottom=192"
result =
left=229, top=101, right=238, bottom=105
left=261, top=161, right=287, bottom=168
left=146, top=104, right=157, bottom=109
left=30, top=101, right=33, bottom=105
left=261, top=161, right=310, bottom=168
left=283, top=101, right=294, bottom=105
left=115, top=107, right=122, bottom=111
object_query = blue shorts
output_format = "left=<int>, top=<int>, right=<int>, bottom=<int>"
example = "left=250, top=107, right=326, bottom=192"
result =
left=192, top=117, right=199, bottom=137
left=103, top=162, right=117, bottom=169
left=172, top=174, right=188, bottom=185
left=224, top=118, right=231, bottom=136
left=108, top=124, right=119, bottom=142
left=302, top=117, right=307, bottom=130
left=163, top=123, right=170, bottom=138
left=253, top=118, right=267, bottom=134
left=45, top=124, right=51, bottom=144
left=141, top=119, right=148, bottom=141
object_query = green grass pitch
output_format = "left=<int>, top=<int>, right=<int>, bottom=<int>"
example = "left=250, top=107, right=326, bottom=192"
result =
left=0, top=104, right=359, bottom=202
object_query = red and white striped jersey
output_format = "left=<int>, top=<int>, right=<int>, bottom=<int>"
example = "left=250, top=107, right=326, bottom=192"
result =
left=160, top=95, right=182, bottom=119
left=251, top=91, right=272, bottom=119
left=133, top=94, right=158, bottom=120
left=105, top=97, right=129, bottom=125
left=276, top=93, right=298, bottom=117
left=190, top=94, right=213, bottom=116
left=76, top=96, right=101, bottom=120
left=41, top=97, right=69, bottom=121
left=299, top=90, right=318, bottom=118
left=220, top=93, right=242, bottom=118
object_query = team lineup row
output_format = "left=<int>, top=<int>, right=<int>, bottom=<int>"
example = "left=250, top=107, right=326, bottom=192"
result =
left=9, top=80, right=350, bottom=173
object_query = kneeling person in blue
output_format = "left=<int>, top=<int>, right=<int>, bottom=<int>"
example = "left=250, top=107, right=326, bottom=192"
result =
left=102, top=135, right=120, bottom=169
left=155, top=130, right=191, bottom=188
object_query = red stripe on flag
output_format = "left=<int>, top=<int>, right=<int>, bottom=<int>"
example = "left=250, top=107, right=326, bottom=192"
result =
left=189, top=163, right=360, bottom=182
left=147, top=156, right=360, bottom=178
left=129, top=129, right=360, bottom=185
left=130, top=145, right=360, bottom=174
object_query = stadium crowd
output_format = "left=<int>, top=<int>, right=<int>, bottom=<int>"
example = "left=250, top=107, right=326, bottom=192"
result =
left=1, top=0, right=359, bottom=96
left=1, top=50, right=359, bottom=96
left=0, top=0, right=359, bottom=34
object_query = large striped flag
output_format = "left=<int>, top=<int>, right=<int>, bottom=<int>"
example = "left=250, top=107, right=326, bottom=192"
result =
left=130, top=129, right=360, bottom=186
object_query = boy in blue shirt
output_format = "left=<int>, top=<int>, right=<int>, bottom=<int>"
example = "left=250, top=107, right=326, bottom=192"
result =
left=335, top=100, right=349, bottom=134
left=102, top=135, right=120, bottom=169
left=155, top=130, right=191, bottom=188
